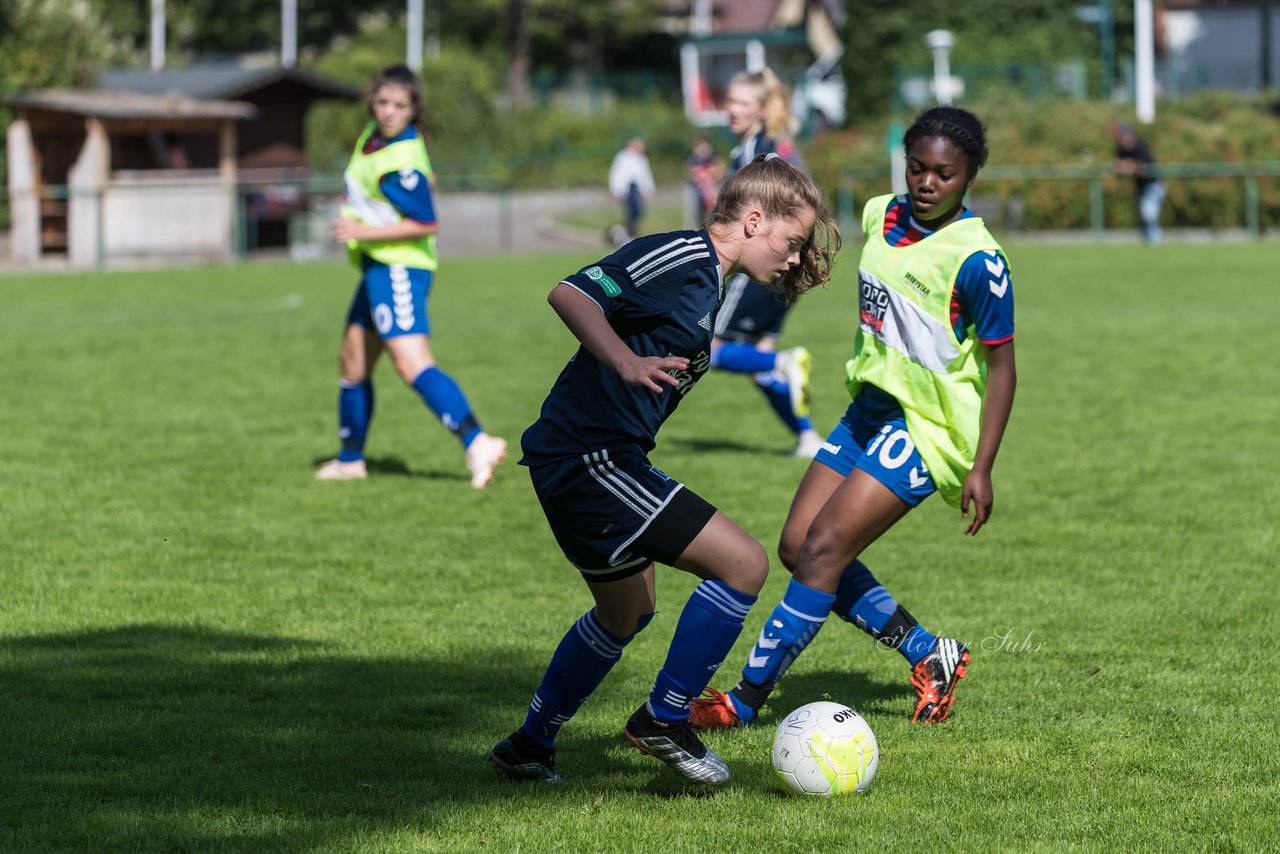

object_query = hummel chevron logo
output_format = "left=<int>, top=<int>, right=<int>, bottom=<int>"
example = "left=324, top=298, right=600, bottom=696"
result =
left=985, top=254, right=1009, bottom=298
left=909, top=466, right=930, bottom=489
left=747, top=630, right=780, bottom=669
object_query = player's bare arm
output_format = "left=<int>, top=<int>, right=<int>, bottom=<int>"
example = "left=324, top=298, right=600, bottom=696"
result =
left=962, top=338, right=1017, bottom=535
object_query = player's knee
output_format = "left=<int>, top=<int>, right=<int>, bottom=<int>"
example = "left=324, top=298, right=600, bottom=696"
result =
left=731, top=539, right=770, bottom=595
left=627, top=611, right=655, bottom=640
left=598, top=609, right=654, bottom=641
left=792, top=526, right=853, bottom=587
left=777, top=526, right=805, bottom=573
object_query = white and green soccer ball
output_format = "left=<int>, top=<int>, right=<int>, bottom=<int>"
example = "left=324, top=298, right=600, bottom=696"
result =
left=771, top=701, right=879, bottom=796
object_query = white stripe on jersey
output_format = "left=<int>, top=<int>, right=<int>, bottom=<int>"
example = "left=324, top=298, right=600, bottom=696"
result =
left=714, top=274, right=750, bottom=336
left=858, top=269, right=961, bottom=374
left=584, top=450, right=659, bottom=516
left=627, top=237, right=710, bottom=287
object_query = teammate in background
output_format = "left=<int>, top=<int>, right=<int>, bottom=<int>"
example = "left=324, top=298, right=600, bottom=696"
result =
left=713, top=68, right=823, bottom=458
left=1111, top=121, right=1165, bottom=245
left=488, top=154, right=840, bottom=787
left=692, top=106, right=1017, bottom=730
left=685, top=132, right=725, bottom=223
left=315, top=64, right=507, bottom=488
left=607, top=136, right=656, bottom=246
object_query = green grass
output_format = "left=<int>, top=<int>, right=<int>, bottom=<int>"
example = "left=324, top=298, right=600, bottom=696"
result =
left=2, top=242, right=1278, bottom=851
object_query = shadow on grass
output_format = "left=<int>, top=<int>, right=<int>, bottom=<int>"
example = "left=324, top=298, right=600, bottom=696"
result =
left=666, top=437, right=786, bottom=456
left=2, top=623, right=709, bottom=847
left=1, top=625, right=911, bottom=846
left=309, top=455, right=470, bottom=482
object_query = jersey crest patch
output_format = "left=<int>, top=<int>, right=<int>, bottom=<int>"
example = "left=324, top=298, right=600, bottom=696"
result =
left=398, top=167, right=420, bottom=191
left=584, top=265, right=621, bottom=297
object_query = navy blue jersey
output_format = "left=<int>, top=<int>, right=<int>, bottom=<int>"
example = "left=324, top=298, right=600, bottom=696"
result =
left=727, top=131, right=801, bottom=175
left=521, top=231, right=724, bottom=464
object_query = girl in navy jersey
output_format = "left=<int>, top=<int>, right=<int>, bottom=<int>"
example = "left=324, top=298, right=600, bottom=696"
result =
left=315, top=65, right=507, bottom=488
left=693, top=106, right=1017, bottom=730
left=488, top=154, right=839, bottom=787
left=710, top=67, right=825, bottom=458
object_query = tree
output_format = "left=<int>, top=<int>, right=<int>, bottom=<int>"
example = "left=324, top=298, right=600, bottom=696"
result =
left=507, top=0, right=531, bottom=108
left=844, top=0, right=1099, bottom=120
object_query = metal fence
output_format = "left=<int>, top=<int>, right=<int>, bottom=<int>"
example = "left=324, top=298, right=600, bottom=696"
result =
left=837, top=162, right=1280, bottom=241
left=4, top=162, right=1279, bottom=270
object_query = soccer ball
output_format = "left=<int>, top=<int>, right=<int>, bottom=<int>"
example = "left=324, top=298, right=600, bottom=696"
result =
left=771, top=701, right=879, bottom=796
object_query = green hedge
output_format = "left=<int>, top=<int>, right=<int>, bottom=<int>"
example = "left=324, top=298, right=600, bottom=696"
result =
left=804, top=91, right=1280, bottom=233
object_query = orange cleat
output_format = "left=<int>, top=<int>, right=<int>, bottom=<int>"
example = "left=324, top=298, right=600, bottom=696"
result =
left=910, top=638, right=970, bottom=724
left=688, top=687, right=747, bottom=731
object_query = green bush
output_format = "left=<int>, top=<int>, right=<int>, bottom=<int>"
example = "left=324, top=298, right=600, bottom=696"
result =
left=805, top=93, right=1280, bottom=233
left=306, top=36, right=696, bottom=191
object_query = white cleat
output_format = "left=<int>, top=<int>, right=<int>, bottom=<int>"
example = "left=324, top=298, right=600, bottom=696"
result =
left=314, top=458, right=368, bottom=480
left=793, top=429, right=824, bottom=459
left=775, top=346, right=813, bottom=418
left=465, top=433, right=508, bottom=489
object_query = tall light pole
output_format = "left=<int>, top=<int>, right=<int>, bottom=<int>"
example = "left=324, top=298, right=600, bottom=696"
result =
left=282, top=0, right=297, bottom=68
left=407, top=0, right=424, bottom=72
left=925, top=29, right=955, bottom=105
left=1134, top=0, right=1156, bottom=123
left=149, top=0, right=165, bottom=71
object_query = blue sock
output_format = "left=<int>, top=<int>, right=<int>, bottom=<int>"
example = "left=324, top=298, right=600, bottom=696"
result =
left=753, top=372, right=805, bottom=434
left=833, top=560, right=938, bottom=666
left=712, top=342, right=777, bottom=373
left=336, top=380, right=374, bottom=462
left=648, top=581, right=757, bottom=723
left=730, top=578, right=835, bottom=721
left=521, top=609, right=650, bottom=749
left=411, top=366, right=481, bottom=448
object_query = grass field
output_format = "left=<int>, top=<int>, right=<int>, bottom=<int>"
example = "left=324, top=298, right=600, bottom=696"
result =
left=2, top=241, right=1278, bottom=851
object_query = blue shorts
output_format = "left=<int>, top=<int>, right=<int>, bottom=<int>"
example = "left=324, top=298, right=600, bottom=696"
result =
left=528, top=448, right=718, bottom=582
left=813, top=391, right=937, bottom=507
left=346, top=261, right=433, bottom=339
left=714, top=274, right=789, bottom=343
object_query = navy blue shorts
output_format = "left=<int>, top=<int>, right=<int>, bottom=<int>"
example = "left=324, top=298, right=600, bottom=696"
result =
left=528, top=448, right=718, bottom=582
left=714, top=274, right=790, bottom=343
left=346, top=261, right=433, bottom=339
left=812, top=392, right=937, bottom=507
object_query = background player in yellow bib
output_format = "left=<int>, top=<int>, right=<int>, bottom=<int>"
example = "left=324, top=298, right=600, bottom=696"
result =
left=693, top=106, right=1017, bottom=729
left=315, top=65, right=507, bottom=488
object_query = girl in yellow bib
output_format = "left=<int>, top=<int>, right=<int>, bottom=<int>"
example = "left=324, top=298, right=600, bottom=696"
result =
left=693, top=106, right=1017, bottom=729
left=315, top=65, right=507, bottom=488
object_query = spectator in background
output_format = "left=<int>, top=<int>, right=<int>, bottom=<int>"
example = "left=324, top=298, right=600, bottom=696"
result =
left=608, top=136, right=656, bottom=245
left=1111, top=121, right=1165, bottom=245
left=685, top=132, right=725, bottom=223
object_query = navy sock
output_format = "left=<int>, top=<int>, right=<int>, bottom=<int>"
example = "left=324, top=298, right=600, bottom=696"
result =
left=336, top=380, right=374, bottom=463
left=833, top=560, right=937, bottom=666
left=521, top=609, right=649, bottom=749
left=648, top=580, right=757, bottom=723
left=411, top=366, right=481, bottom=448
left=712, top=342, right=777, bottom=373
left=732, top=578, right=835, bottom=719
